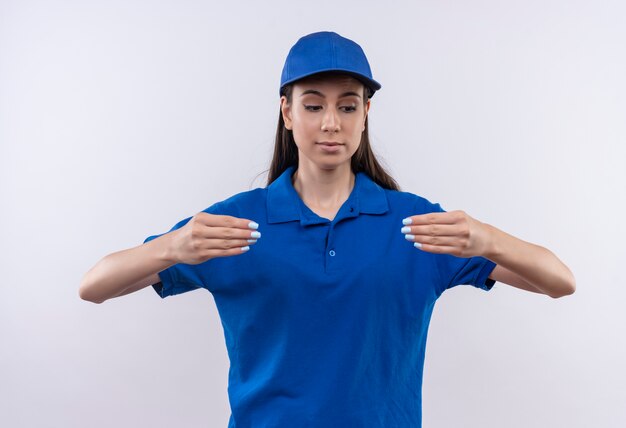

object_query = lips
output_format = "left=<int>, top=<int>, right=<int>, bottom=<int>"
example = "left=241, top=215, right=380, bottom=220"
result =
left=317, top=142, right=342, bottom=146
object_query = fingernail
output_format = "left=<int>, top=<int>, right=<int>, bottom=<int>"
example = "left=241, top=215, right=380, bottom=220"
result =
left=414, top=242, right=422, bottom=249
left=402, top=218, right=413, bottom=225
left=249, top=221, right=259, bottom=229
left=401, top=226, right=411, bottom=233
left=405, top=234, right=415, bottom=241
left=247, top=239, right=258, bottom=243
left=251, top=231, right=261, bottom=238
left=241, top=246, right=250, bottom=251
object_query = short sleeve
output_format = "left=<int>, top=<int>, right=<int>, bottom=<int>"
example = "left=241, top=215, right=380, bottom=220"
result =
left=438, top=253, right=497, bottom=292
left=143, top=201, right=223, bottom=299
left=428, top=202, right=498, bottom=294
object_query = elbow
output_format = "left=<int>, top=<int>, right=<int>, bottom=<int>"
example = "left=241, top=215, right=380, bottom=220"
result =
left=549, top=273, right=577, bottom=299
left=78, top=282, right=105, bottom=304
left=549, top=287, right=574, bottom=299
left=79, top=268, right=108, bottom=304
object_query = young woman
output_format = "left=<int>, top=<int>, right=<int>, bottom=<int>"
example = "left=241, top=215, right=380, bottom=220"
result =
left=80, top=31, right=575, bottom=428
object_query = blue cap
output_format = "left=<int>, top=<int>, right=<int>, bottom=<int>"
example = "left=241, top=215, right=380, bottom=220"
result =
left=279, top=31, right=382, bottom=98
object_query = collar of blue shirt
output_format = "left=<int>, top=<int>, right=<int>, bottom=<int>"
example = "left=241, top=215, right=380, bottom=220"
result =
left=267, top=165, right=389, bottom=226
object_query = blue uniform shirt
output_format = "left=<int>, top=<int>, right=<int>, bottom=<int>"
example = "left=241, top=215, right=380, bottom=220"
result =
left=144, top=165, right=497, bottom=427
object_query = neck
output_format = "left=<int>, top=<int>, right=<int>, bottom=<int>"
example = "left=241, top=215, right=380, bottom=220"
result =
left=291, top=164, right=355, bottom=209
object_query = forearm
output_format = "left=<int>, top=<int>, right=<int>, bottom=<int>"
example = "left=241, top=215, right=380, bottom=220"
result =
left=483, top=223, right=576, bottom=297
left=79, top=232, right=178, bottom=303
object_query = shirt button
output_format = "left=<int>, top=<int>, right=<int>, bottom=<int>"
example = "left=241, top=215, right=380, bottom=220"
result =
left=349, top=207, right=354, bottom=212
left=329, top=250, right=336, bottom=257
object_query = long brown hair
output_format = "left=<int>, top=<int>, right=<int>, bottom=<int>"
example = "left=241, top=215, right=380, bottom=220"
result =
left=264, top=71, right=401, bottom=191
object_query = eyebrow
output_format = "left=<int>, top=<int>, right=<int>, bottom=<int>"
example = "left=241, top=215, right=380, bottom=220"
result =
left=299, top=89, right=362, bottom=99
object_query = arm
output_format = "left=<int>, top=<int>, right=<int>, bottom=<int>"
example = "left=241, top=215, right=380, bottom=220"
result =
left=78, top=231, right=178, bottom=304
left=483, top=223, right=576, bottom=298
left=80, top=211, right=263, bottom=303
left=402, top=210, right=576, bottom=298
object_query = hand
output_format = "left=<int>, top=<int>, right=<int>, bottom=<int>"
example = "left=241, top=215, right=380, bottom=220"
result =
left=170, top=213, right=261, bottom=265
left=400, top=210, right=492, bottom=258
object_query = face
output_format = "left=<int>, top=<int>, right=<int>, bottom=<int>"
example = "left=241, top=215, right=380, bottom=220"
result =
left=280, top=74, right=370, bottom=171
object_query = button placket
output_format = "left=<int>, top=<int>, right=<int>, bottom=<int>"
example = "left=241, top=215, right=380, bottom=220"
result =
left=325, top=225, right=336, bottom=273
left=322, top=203, right=356, bottom=274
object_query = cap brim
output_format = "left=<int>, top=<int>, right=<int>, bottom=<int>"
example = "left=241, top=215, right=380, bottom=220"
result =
left=280, top=68, right=381, bottom=97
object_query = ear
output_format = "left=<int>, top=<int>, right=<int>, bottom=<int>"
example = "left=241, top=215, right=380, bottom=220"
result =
left=280, top=96, right=292, bottom=130
left=362, top=98, right=371, bottom=132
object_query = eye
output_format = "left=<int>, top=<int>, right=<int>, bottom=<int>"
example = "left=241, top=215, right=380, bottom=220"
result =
left=303, top=105, right=357, bottom=112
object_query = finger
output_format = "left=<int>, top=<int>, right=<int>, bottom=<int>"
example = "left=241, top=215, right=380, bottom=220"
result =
left=198, top=213, right=259, bottom=230
left=412, top=243, right=460, bottom=254
left=402, top=223, right=464, bottom=237
left=405, top=234, right=464, bottom=247
left=203, top=226, right=261, bottom=241
left=205, top=245, right=252, bottom=258
left=211, top=238, right=259, bottom=250
left=404, top=211, right=460, bottom=225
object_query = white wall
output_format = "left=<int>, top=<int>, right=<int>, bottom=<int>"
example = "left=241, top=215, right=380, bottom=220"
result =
left=1, top=0, right=624, bottom=427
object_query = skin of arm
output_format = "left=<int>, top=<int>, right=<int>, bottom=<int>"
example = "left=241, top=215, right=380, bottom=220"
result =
left=402, top=210, right=576, bottom=298
left=78, top=231, right=178, bottom=304
left=483, top=223, right=576, bottom=298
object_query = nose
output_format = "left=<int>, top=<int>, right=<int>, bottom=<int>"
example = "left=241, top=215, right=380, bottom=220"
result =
left=321, top=108, right=340, bottom=132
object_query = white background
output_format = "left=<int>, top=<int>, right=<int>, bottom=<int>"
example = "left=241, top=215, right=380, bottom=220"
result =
left=1, top=0, right=624, bottom=427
